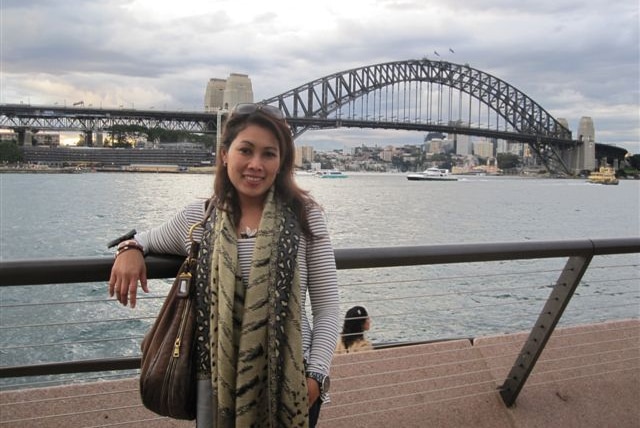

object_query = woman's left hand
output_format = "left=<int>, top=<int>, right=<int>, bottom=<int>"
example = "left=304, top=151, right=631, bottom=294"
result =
left=307, top=377, right=321, bottom=407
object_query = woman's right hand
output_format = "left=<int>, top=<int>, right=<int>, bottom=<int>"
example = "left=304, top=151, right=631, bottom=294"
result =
left=108, top=250, right=148, bottom=308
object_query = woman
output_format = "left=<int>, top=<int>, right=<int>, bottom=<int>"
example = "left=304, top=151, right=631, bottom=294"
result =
left=335, top=306, right=373, bottom=354
left=108, top=103, right=340, bottom=427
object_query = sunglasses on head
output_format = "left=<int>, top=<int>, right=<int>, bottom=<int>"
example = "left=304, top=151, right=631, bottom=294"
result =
left=231, top=103, right=286, bottom=120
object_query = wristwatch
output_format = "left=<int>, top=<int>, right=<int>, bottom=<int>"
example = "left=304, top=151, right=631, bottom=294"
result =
left=306, top=371, right=331, bottom=394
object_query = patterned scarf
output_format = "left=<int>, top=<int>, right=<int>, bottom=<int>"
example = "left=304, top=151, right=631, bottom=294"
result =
left=199, top=188, right=308, bottom=427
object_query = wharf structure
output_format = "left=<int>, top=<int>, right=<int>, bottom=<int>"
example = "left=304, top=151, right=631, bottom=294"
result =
left=1, top=238, right=639, bottom=427
left=17, top=145, right=213, bottom=168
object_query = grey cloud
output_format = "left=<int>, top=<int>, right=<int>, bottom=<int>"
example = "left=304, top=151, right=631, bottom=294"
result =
left=1, top=0, right=638, bottom=152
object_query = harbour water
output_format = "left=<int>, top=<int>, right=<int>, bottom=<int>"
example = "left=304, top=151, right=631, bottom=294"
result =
left=0, top=172, right=639, bottom=386
left=2, top=172, right=638, bottom=257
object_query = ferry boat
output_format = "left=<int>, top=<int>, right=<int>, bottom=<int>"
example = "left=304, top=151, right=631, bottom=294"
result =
left=315, top=170, right=348, bottom=178
left=407, top=167, right=458, bottom=181
left=587, top=167, right=619, bottom=185
left=294, top=170, right=316, bottom=176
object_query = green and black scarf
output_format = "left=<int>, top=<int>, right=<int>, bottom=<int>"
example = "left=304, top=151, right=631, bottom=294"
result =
left=195, top=188, right=308, bottom=427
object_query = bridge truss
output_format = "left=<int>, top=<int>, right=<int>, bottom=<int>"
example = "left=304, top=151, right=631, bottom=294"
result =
left=262, top=59, right=576, bottom=174
left=0, top=107, right=216, bottom=134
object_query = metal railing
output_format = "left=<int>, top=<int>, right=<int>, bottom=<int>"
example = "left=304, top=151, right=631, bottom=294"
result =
left=1, top=237, right=639, bottom=407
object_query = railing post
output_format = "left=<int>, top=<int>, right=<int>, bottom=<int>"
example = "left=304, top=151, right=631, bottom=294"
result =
left=499, top=254, right=593, bottom=407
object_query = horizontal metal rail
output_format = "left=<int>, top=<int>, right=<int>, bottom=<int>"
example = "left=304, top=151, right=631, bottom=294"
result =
left=1, top=237, right=639, bottom=406
left=2, top=238, right=639, bottom=286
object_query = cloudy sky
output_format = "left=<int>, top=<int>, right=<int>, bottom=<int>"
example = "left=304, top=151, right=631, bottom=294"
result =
left=1, top=0, right=638, bottom=153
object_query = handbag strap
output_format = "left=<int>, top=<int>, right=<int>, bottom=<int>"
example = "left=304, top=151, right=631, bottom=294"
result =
left=186, top=198, right=216, bottom=261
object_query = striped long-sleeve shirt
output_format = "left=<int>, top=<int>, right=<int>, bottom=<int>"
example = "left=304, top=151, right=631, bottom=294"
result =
left=135, top=199, right=340, bottom=378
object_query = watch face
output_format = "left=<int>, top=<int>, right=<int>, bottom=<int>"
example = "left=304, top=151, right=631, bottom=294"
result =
left=308, top=373, right=330, bottom=393
left=322, top=376, right=330, bottom=392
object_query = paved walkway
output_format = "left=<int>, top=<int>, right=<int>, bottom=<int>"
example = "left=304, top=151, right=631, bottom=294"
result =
left=1, top=320, right=638, bottom=427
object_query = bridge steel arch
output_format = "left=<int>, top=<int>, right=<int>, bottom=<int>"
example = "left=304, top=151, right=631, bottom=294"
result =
left=260, top=59, right=576, bottom=174
left=0, top=60, right=587, bottom=174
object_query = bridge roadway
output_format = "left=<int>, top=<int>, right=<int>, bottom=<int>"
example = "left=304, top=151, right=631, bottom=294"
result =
left=0, top=104, right=576, bottom=145
left=1, top=319, right=637, bottom=427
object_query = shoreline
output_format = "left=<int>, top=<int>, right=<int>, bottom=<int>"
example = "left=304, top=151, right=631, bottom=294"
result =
left=1, top=166, right=638, bottom=180
left=0, top=166, right=215, bottom=174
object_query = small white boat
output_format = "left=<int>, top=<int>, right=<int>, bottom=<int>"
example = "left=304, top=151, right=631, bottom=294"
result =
left=407, top=167, right=458, bottom=181
left=294, top=170, right=316, bottom=176
left=316, top=170, right=348, bottom=178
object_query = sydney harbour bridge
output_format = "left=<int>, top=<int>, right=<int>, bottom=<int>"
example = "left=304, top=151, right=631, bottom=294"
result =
left=0, top=59, right=620, bottom=175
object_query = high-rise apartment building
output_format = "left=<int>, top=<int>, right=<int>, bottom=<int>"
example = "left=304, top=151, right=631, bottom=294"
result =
left=447, top=120, right=471, bottom=155
left=455, top=134, right=471, bottom=155
left=473, top=140, right=494, bottom=158
left=295, top=145, right=314, bottom=168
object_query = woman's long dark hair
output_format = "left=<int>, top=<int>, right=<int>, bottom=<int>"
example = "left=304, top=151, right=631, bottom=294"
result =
left=213, top=108, right=316, bottom=237
left=341, top=306, right=369, bottom=349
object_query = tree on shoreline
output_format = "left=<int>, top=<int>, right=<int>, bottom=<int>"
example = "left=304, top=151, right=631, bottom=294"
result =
left=0, top=141, right=22, bottom=163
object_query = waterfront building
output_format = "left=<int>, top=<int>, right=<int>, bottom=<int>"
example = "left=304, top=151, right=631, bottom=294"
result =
left=380, top=147, right=394, bottom=162
left=427, top=138, right=454, bottom=154
left=156, top=141, right=206, bottom=150
left=342, top=146, right=356, bottom=156
left=19, top=146, right=211, bottom=168
left=295, top=145, right=314, bottom=167
left=496, top=139, right=508, bottom=154
left=455, top=134, right=471, bottom=155
left=505, top=141, right=524, bottom=156
left=447, top=120, right=472, bottom=156
left=473, top=140, right=494, bottom=158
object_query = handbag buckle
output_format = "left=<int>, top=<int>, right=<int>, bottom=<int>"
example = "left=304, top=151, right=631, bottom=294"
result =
left=177, top=272, right=192, bottom=297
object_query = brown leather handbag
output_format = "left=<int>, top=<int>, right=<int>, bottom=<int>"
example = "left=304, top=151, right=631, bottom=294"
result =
left=139, top=205, right=213, bottom=420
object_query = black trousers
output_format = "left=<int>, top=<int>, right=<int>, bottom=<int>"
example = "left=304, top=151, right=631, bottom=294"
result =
left=309, top=398, right=322, bottom=427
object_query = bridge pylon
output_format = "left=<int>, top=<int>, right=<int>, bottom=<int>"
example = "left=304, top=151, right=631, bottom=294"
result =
left=84, top=130, right=93, bottom=147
